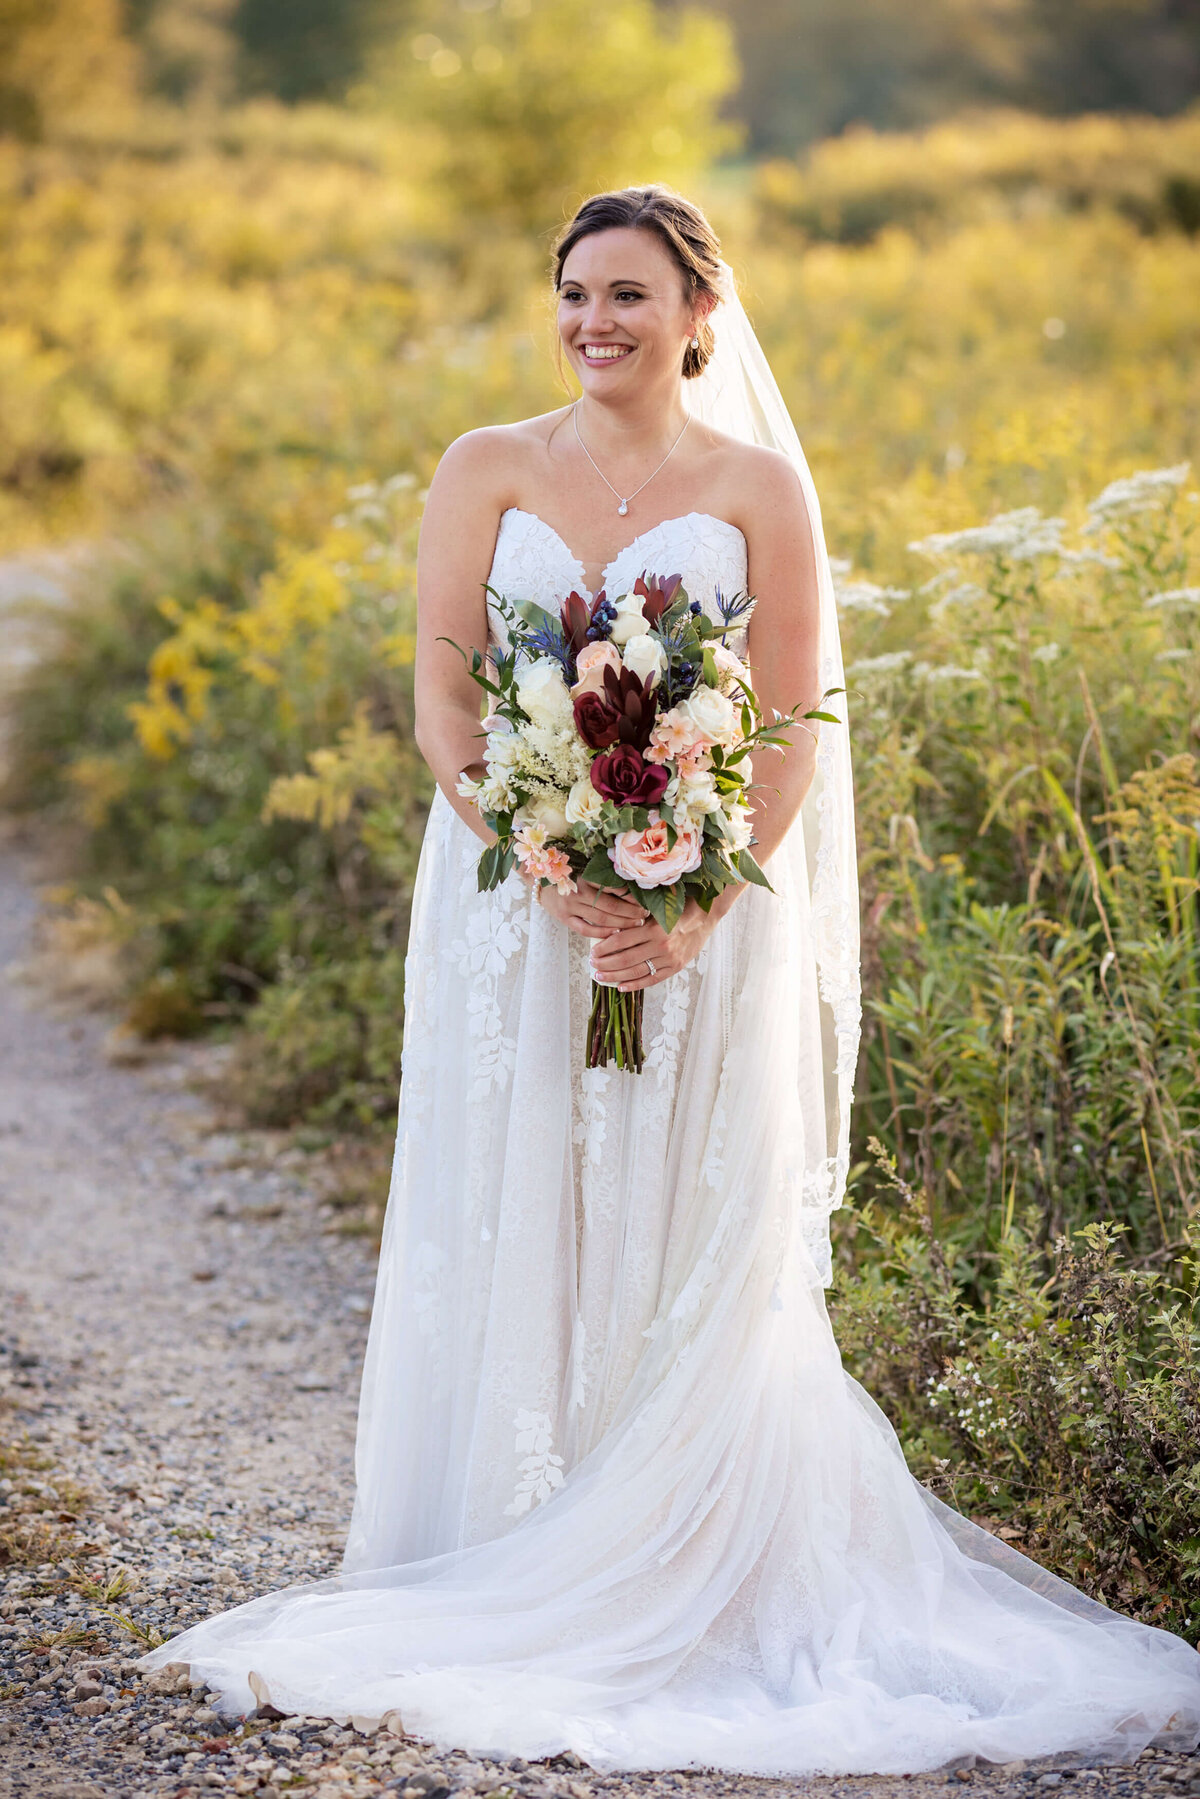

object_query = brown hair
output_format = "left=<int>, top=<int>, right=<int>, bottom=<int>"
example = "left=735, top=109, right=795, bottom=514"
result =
left=553, top=185, right=722, bottom=379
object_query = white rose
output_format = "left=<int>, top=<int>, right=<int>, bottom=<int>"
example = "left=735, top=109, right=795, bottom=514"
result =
left=516, top=660, right=575, bottom=729
left=607, top=594, right=650, bottom=647
left=526, top=791, right=570, bottom=836
left=621, top=633, right=665, bottom=686
left=565, top=777, right=605, bottom=825
left=684, top=683, right=737, bottom=743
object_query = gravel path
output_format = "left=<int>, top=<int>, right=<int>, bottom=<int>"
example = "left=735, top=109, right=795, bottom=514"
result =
left=1, top=834, right=1198, bottom=1799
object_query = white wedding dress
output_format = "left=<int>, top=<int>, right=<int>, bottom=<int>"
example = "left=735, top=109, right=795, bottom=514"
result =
left=142, top=504, right=1200, bottom=1773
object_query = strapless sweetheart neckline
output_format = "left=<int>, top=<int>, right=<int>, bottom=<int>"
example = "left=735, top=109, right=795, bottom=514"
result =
left=499, top=506, right=747, bottom=599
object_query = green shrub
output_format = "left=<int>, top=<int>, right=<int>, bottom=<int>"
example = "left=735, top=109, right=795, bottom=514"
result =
left=833, top=1142, right=1200, bottom=1642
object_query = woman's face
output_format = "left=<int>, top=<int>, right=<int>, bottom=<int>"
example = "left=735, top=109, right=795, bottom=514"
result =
left=557, top=227, right=701, bottom=402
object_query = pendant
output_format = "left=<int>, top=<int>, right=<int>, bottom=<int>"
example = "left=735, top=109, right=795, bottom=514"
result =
left=618, top=500, right=628, bottom=516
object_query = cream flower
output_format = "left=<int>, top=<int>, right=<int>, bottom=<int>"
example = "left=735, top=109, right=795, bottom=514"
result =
left=621, top=633, right=666, bottom=686
left=516, top=660, right=574, bottom=729
left=486, top=731, right=523, bottom=772
left=607, top=593, right=651, bottom=647
left=675, top=769, right=722, bottom=818
left=684, top=683, right=737, bottom=744
left=524, top=790, right=570, bottom=836
left=726, top=803, right=754, bottom=852
left=712, top=644, right=750, bottom=694
left=565, top=777, right=605, bottom=825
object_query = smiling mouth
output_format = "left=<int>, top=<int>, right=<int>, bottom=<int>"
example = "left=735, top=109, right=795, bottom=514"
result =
left=580, top=344, right=633, bottom=363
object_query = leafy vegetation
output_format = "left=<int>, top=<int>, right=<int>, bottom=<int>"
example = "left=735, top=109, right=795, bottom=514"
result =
left=2, top=1, right=1198, bottom=1629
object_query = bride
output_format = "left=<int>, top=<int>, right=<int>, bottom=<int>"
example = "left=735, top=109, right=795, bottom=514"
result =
left=141, top=186, right=1200, bottom=1775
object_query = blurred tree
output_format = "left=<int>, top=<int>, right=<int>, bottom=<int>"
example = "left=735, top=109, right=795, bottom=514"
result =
left=702, top=0, right=1200, bottom=152
left=231, top=0, right=415, bottom=102
left=357, top=0, right=740, bottom=235
left=0, top=0, right=141, bottom=140
left=126, top=0, right=238, bottom=107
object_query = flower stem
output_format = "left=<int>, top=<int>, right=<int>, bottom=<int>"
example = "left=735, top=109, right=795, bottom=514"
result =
left=586, top=981, right=644, bottom=1073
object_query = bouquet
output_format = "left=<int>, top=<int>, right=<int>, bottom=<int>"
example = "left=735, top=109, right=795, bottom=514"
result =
left=446, top=572, right=840, bottom=1073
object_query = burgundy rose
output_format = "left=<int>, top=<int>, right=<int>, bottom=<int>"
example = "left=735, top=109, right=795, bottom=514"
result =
left=590, top=744, right=670, bottom=807
left=573, top=688, right=622, bottom=750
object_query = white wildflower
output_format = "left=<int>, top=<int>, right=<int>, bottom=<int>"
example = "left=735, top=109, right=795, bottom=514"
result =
left=922, top=663, right=985, bottom=683
left=1084, top=462, right=1190, bottom=528
left=1057, top=547, right=1122, bottom=570
left=1143, top=586, right=1200, bottom=609
left=927, top=581, right=984, bottom=621
left=834, top=578, right=907, bottom=617
left=848, top=650, right=913, bottom=677
left=910, top=507, right=1066, bottom=561
left=1031, top=642, right=1063, bottom=663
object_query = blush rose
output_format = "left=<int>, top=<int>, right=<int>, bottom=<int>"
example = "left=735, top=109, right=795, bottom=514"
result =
left=609, top=810, right=703, bottom=888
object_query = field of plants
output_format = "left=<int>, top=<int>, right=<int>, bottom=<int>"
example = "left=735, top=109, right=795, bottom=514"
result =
left=2, top=6, right=1198, bottom=1639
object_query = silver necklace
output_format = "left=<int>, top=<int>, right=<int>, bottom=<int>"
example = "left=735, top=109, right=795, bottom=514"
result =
left=572, top=400, right=690, bottom=516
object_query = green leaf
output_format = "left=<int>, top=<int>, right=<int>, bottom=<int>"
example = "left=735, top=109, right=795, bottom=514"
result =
left=734, top=849, right=774, bottom=892
left=477, top=842, right=504, bottom=891
left=581, top=846, right=625, bottom=888
left=663, top=881, right=687, bottom=932
left=702, top=646, right=718, bottom=687
left=512, top=596, right=562, bottom=635
left=640, top=883, right=670, bottom=933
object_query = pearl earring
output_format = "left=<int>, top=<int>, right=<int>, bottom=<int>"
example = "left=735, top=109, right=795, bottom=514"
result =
left=690, top=334, right=699, bottom=349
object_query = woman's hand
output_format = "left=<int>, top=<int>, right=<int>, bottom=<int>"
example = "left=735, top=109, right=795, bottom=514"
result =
left=529, top=875, right=649, bottom=939
left=588, top=895, right=717, bottom=992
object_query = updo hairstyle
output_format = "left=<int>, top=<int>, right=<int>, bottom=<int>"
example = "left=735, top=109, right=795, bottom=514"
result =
left=553, top=185, right=722, bottom=379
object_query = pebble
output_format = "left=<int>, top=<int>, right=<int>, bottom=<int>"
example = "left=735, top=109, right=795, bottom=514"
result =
left=1, top=842, right=1198, bottom=1799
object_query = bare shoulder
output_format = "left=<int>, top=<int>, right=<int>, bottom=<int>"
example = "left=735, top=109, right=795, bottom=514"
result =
left=429, top=409, right=572, bottom=509
left=701, top=430, right=807, bottom=516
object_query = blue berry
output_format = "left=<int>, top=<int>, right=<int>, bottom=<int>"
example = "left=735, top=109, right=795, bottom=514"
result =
left=689, top=600, right=702, bottom=615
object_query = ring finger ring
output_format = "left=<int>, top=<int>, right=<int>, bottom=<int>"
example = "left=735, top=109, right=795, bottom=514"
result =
left=645, top=958, right=656, bottom=977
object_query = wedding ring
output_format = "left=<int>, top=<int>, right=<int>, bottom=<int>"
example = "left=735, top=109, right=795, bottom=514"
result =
left=645, top=958, right=656, bottom=977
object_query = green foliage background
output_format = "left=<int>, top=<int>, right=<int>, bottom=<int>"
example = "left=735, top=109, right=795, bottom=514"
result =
left=1, top=0, right=1199, bottom=1641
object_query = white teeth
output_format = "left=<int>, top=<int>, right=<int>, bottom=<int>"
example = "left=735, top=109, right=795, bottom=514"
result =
left=582, top=345, right=631, bottom=361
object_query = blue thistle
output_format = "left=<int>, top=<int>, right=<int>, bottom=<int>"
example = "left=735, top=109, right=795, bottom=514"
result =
left=714, top=585, right=756, bottom=638
left=522, top=620, right=576, bottom=681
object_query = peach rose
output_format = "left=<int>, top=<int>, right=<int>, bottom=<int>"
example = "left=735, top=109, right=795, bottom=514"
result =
left=609, top=809, right=703, bottom=889
left=570, top=640, right=622, bottom=699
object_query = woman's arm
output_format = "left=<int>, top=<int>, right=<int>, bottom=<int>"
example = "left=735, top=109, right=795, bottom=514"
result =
left=414, top=429, right=512, bottom=848
left=590, top=447, right=824, bottom=990
left=706, top=445, right=823, bottom=924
